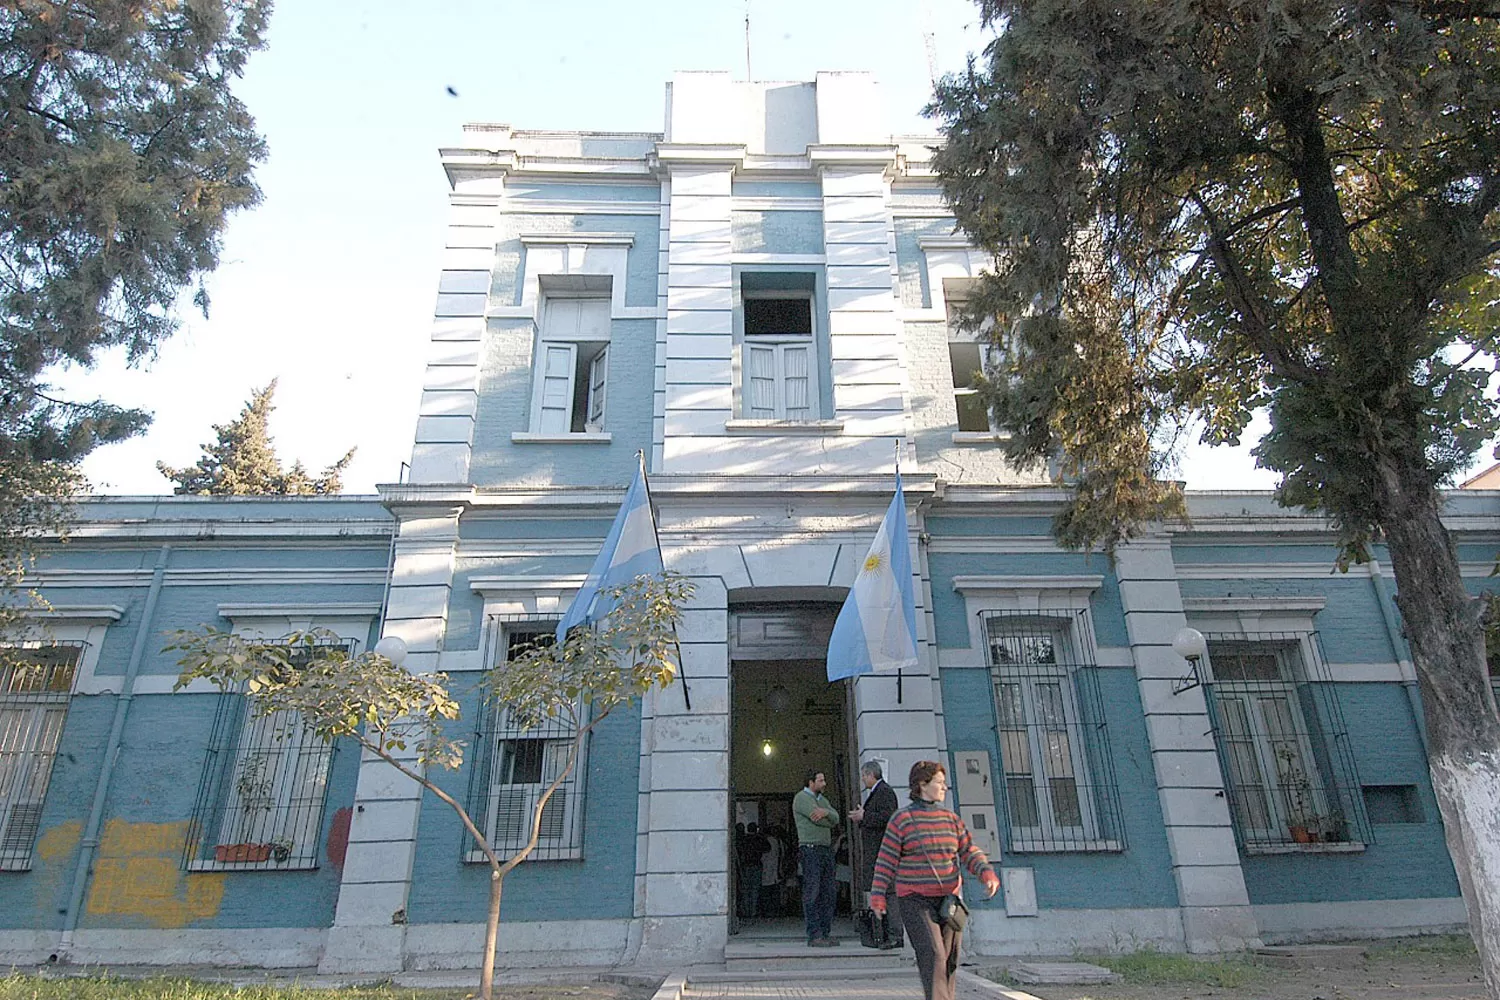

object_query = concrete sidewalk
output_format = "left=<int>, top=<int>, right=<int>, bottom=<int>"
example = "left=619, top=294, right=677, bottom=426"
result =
left=664, top=969, right=1036, bottom=1000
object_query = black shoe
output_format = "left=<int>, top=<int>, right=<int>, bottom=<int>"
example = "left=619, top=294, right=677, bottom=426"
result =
left=878, top=939, right=903, bottom=950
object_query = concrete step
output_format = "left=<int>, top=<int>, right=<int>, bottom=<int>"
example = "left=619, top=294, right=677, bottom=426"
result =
left=722, top=937, right=910, bottom=974
left=1254, top=944, right=1368, bottom=968
left=1009, top=961, right=1122, bottom=985
left=693, top=963, right=914, bottom=982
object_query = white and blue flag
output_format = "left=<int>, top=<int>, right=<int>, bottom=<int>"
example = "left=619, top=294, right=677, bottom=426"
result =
left=826, top=476, right=919, bottom=681
left=556, top=464, right=663, bottom=642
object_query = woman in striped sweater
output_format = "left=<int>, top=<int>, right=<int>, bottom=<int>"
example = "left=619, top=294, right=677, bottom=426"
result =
left=870, top=760, right=1000, bottom=1000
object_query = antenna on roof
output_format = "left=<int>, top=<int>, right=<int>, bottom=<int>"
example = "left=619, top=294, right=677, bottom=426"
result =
left=744, top=0, right=753, bottom=81
left=920, top=0, right=939, bottom=86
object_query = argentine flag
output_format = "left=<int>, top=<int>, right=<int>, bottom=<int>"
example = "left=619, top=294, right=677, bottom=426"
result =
left=556, top=465, right=664, bottom=642
left=826, top=476, right=919, bottom=681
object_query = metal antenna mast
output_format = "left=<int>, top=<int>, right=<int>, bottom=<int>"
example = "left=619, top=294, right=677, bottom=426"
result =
left=920, top=0, right=940, bottom=86
left=744, top=0, right=753, bottom=80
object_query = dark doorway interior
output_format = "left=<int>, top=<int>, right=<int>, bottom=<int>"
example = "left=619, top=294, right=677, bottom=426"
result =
left=729, top=657, right=857, bottom=934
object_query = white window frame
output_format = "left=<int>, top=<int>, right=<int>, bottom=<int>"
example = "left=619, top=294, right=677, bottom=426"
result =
left=1204, top=639, right=1331, bottom=847
left=986, top=620, right=1105, bottom=850
left=740, top=290, right=817, bottom=422
left=528, top=294, right=611, bottom=436
left=0, top=644, right=82, bottom=871
left=470, top=619, right=589, bottom=862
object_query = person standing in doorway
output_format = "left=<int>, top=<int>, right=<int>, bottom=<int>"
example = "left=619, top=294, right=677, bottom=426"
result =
left=792, top=769, right=840, bottom=946
left=849, top=759, right=902, bottom=949
left=871, top=760, right=1000, bottom=1000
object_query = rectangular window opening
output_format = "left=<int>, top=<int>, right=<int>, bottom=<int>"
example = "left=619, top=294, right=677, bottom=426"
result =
left=1202, top=632, right=1373, bottom=852
left=949, top=341, right=991, bottom=433
left=533, top=295, right=611, bottom=434
left=981, top=611, right=1125, bottom=853
left=1363, top=784, right=1423, bottom=824
left=467, top=617, right=586, bottom=861
left=181, top=640, right=347, bottom=871
left=0, top=644, right=82, bottom=871
left=745, top=297, right=812, bottom=337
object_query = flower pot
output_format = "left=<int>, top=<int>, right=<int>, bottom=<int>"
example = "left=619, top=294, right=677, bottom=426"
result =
left=215, top=842, right=272, bottom=863
left=1289, top=825, right=1313, bottom=844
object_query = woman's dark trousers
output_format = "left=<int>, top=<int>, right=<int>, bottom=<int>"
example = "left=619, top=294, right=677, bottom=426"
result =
left=898, top=893, right=961, bottom=1000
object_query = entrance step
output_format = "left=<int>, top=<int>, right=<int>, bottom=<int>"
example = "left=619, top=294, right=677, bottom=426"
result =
left=1254, top=944, right=1368, bottom=968
left=723, top=937, right=910, bottom=974
left=1009, top=961, right=1123, bottom=985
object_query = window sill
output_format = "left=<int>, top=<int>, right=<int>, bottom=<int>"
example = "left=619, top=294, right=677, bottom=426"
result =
left=464, top=848, right=582, bottom=864
left=1006, top=839, right=1124, bottom=854
left=951, top=430, right=1011, bottom=445
left=185, top=859, right=320, bottom=873
left=1242, top=841, right=1367, bottom=855
left=725, top=420, right=844, bottom=435
left=511, top=432, right=613, bottom=444
left=0, top=861, right=33, bottom=872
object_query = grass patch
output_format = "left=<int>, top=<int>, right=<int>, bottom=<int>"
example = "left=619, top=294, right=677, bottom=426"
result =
left=1366, top=934, right=1478, bottom=959
left=0, top=978, right=476, bottom=1000
left=1087, top=949, right=1260, bottom=988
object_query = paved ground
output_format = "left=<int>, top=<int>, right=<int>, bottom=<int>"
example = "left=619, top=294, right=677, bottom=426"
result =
left=680, top=970, right=1012, bottom=999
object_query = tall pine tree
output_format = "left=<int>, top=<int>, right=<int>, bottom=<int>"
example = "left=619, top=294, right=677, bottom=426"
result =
left=158, top=381, right=355, bottom=495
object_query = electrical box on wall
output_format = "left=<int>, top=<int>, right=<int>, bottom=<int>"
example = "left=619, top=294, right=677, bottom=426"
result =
left=951, top=750, right=1002, bottom=861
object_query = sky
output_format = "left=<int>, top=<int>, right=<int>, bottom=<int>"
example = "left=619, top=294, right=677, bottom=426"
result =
left=53, top=0, right=1280, bottom=496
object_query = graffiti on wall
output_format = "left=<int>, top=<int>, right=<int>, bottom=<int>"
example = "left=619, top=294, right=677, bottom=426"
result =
left=84, top=820, right=224, bottom=927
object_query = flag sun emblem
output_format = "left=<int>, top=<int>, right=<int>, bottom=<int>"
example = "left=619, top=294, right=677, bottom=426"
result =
left=864, top=553, right=883, bottom=572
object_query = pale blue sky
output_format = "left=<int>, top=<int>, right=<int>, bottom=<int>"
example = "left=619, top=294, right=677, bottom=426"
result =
left=56, top=0, right=1277, bottom=494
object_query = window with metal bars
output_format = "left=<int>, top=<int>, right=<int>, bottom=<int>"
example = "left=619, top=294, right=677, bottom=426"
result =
left=980, top=611, right=1126, bottom=852
left=0, top=644, right=81, bottom=871
left=1202, top=632, right=1372, bottom=852
left=464, top=617, right=587, bottom=862
left=181, top=640, right=347, bottom=870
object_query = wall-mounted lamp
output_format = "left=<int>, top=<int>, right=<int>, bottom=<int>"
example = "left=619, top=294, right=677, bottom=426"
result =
left=1171, top=627, right=1206, bottom=695
left=373, top=635, right=408, bottom=667
left=761, top=739, right=775, bottom=758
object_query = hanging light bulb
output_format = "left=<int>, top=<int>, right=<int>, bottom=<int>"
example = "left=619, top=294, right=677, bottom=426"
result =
left=761, top=738, right=775, bottom=757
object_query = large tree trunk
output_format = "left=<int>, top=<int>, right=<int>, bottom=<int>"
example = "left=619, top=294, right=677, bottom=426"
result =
left=1378, top=458, right=1500, bottom=998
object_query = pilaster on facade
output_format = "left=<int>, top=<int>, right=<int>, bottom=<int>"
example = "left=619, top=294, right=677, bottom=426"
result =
left=411, top=190, right=499, bottom=485
left=1115, top=535, right=1262, bottom=953
left=320, top=505, right=463, bottom=974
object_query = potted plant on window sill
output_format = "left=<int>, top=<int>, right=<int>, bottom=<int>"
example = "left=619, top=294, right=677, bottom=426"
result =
left=214, top=752, right=277, bottom=863
left=1278, top=748, right=1317, bottom=843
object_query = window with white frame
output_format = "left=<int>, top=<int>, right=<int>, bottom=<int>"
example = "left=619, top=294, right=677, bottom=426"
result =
left=182, top=641, right=345, bottom=870
left=465, top=619, right=587, bottom=860
left=742, top=293, right=814, bottom=421
left=530, top=295, right=610, bottom=434
left=982, top=612, right=1125, bottom=851
left=1202, top=634, right=1371, bottom=850
left=0, top=645, right=80, bottom=871
left=944, top=288, right=1005, bottom=434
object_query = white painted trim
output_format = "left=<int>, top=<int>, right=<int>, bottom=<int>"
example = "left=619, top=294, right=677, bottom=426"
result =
left=510, top=431, right=613, bottom=444
left=724, top=419, right=845, bottom=435
left=16, top=604, right=124, bottom=623
left=1182, top=597, right=1327, bottom=613
left=953, top=575, right=1104, bottom=596
left=918, top=236, right=980, bottom=251
left=469, top=575, right=588, bottom=594
left=491, top=305, right=658, bottom=320
left=926, top=538, right=1066, bottom=555
left=952, top=431, right=1011, bottom=445
left=29, top=568, right=388, bottom=588
left=731, top=197, right=824, bottom=212
left=217, top=603, right=382, bottom=620
left=731, top=253, right=827, bottom=265
left=499, top=200, right=661, bottom=216
left=519, top=231, right=636, bottom=246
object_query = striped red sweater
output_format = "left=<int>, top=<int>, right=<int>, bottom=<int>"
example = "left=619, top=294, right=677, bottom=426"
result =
left=870, top=801, right=995, bottom=898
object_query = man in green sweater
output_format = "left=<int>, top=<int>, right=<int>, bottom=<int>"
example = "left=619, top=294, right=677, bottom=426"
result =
left=793, top=769, right=841, bottom=946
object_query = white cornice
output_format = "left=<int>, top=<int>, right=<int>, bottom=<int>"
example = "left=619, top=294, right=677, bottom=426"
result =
left=1182, top=596, right=1327, bottom=614
left=519, top=231, right=636, bottom=246
left=14, top=604, right=125, bottom=623
left=218, top=602, right=383, bottom=620
left=469, top=575, right=588, bottom=596
left=953, top=575, right=1104, bottom=596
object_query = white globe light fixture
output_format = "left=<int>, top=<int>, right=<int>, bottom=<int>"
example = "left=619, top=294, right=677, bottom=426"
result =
left=1171, top=627, right=1206, bottom=662
left=1170, top=627, right=1206, bottom=695
left=373, top=635, right=408, bottom=666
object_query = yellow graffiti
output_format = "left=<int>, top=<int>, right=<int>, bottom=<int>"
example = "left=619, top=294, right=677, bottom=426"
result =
left=36, top=820, right=81, bottom=862
left=84, top=820, right=224, bottom=927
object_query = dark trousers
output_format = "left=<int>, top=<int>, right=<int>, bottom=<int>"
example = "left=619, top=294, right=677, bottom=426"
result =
left=899, top=893, right=961, bottom=1000
left=738, top=863, right=762, bottom=917
left=799, top=844, right=836, bottom=942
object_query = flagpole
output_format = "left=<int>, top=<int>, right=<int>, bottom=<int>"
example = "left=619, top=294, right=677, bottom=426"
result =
left=639, top=450, right=691, bottom=711
left=894, top=442, right=904, bottom=705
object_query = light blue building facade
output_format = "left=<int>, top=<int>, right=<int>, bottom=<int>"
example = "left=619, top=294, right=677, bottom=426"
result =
left=1, top=72, right=1492, bottom=972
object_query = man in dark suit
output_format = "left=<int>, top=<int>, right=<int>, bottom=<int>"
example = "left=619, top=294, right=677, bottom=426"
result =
left=849, top=759, right=903, bottom=949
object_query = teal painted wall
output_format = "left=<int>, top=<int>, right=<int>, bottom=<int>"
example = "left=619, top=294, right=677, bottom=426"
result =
left=1241, top=684, right=1458, bottom=904
left=941, top=666, right=1179, bottom=910
left=445, top=554, right=596, bottom=650
left=405, top=693, right=642, bottom=923
left=0, top=693, right=357, bottom=932
left=731, top=211, right=823, bottom=254
left=894, top=218, right=956, bottom=308
left=926, top=549, right=1127, bottom=650
left=492, top=213, right=661, bottom=309
left=1175, top=576, right=1394, bottom=663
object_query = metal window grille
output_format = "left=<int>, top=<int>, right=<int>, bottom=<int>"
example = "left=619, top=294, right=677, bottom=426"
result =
left=181, top=640, right=348, bottom=870
left=1202, top=632, right=1373, bottom=852
left=0, top=644, right=82, bottom=871
left=464, top=616, right=587, bottom=862
left=980, top=610, right=1126, bottom=852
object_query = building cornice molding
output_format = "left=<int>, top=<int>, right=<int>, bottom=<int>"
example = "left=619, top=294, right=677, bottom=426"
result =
left=217, top=602, right=383, bottom=621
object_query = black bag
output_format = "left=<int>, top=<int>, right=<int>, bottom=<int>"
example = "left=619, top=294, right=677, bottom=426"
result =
left=937, top=892, right=969, bottom=933
left=857, top=908, right=882, bottom=948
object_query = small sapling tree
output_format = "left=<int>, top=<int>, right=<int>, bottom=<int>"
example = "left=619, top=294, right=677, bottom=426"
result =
left=168, top=572, right=692, bottom=1000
